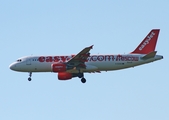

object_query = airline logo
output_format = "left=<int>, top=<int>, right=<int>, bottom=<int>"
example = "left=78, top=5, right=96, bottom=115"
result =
left=139, top=31, right=155, bottom=51
left=38, top=55, right=139, bottom=63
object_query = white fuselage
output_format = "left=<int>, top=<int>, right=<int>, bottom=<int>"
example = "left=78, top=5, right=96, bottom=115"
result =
left=9, top=54, right=163, bottom=73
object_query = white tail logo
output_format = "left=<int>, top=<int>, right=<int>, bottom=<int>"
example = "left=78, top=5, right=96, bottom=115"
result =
left=139, top=32, right=155, bottom=51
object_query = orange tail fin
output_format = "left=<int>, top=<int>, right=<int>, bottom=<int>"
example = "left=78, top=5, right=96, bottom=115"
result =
left=131, top=29, right=160, bottom=54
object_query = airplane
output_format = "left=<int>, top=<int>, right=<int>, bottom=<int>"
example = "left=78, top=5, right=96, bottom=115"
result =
left=9, top=29, right=163, bottom=83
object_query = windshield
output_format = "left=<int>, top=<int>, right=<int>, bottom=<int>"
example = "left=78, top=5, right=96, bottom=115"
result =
left=17, top=59, right=22, bottom=62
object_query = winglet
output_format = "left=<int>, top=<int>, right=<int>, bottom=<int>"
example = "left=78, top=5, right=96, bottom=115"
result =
left=131, top=29, right=160, bottom=54
left=89, top=45, right=94, bottom=49
left=141, top=51, right=157, bottom=60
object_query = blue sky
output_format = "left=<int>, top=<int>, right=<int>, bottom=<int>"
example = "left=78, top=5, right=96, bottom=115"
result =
left=1, top=0, right=169, bottom=120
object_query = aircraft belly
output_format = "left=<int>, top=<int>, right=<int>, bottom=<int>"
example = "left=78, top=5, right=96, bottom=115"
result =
left=87, top=59, right=156, bottom=71
left=87, top=61, right=125, bottom=71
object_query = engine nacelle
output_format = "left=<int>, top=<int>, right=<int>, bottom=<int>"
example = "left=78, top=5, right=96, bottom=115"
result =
left=58, top=72, right=72, bottom=80
left=52, top=63, right=66, bottom=72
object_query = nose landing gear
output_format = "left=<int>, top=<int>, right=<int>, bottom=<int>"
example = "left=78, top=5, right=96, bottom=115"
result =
left=81, top=78, right=86, bottom=83
left=28, top=72, right=32, bottom=81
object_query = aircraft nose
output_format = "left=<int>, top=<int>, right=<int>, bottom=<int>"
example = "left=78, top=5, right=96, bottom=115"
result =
left=9, top=63, right=17, bottom=70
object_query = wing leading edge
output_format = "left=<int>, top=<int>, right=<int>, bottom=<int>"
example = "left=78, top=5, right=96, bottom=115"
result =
left=66, top=45, right=93, bottom=70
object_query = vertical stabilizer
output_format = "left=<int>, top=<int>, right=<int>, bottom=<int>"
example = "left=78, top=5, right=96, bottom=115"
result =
left=131, top=29, right=160, bottom=54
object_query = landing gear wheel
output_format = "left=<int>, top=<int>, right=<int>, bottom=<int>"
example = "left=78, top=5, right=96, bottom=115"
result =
left=28, top=77, right=31, bottom=81
left=28, top=72, right=32, bottom=81
left=81, top=78, right=86, bottom=83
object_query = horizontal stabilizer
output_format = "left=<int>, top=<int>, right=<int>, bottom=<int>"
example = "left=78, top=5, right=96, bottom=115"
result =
left=141, top=51, right=157, bottom=60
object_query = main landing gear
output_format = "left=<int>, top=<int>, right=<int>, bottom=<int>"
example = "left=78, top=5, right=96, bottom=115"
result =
left=77, top=72, right=86, bottom=83
left=28, top=72, right=32, bottom=81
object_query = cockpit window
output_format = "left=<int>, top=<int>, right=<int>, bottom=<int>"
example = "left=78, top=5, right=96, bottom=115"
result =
left=17, top=59, right=22, bottom=62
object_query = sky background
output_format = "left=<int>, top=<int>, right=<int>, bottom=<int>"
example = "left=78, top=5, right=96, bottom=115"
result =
left=1, top=0, right=169, bottom=120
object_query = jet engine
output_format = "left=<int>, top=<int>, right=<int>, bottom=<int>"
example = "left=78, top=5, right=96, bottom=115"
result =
left=58, top=72, right=72, bottom=80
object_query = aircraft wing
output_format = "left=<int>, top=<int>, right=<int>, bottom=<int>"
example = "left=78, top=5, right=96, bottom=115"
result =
left=66, top=45, right=93, bottom=69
